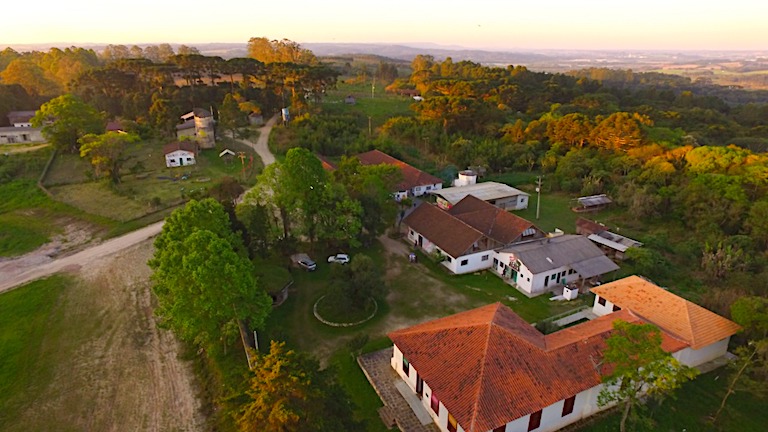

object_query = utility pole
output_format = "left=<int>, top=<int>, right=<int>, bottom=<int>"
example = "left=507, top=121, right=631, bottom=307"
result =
left=536, top=175, right=542, bottom=220
left=368, top=116, right=372, bottom=137
left=371, top=76, right=376, bottom=99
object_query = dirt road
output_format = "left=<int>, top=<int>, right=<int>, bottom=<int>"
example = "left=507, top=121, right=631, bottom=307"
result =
left=0, top=221, right=164, bottom=293
left=6, top=240, right=205, bottom=432
left=239, top=114, right=279, bottom=167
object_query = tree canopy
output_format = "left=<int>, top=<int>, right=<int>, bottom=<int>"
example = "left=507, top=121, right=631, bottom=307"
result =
left=32, top=94, right=104, bottom=152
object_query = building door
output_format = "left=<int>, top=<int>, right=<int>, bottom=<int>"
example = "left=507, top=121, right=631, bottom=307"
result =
left=544, top=275, right=549, bottom=287
left=512, top=269, right=518, bottom=282
left=416, top=375, right=424, bottom=398
left=418, top=235, right=423, bottom=247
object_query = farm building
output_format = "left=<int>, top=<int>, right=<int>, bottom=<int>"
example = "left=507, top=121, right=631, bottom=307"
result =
left=387, top=277, right=740, bottom=432
left=433, top=181, right=529, bottom=211
left=572, top=194, right=612, bottom=213
left=404, top=195, right=544, bottom=274
left=576, top=218, right=642, bottom=260
left=176, top=108, right=215, bottom=149
left=493, top=235, right=619, bottom=297
left=164, top=141, right=198, bottom=168
left=355, top=150, right=443, bottom=200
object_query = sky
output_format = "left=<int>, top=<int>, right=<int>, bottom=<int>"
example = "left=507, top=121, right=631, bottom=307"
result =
left=3, top=0, right=767, bottom=51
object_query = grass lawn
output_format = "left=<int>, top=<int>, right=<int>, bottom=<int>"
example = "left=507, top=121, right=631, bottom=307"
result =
left=323, top=80, right=415, bottom=130
left=580, top=371, right=768, bottom=432
left=43, top=138, right=263, bottom=222
left=259, top=236, right=590, bottom=431
left=0, top=276, right=73, bottom=429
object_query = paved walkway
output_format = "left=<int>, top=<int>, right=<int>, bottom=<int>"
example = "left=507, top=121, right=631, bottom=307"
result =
left=358, top=348, right=440, bottom=432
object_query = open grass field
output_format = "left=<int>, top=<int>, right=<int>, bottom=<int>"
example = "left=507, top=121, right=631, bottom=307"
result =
left=0, top=147, right=116, bottom=257
left=0, top=243, right=204, bottom=432
left=322, top=80, right=415, bottom=129
left=44, top=137, right=262, bottom=222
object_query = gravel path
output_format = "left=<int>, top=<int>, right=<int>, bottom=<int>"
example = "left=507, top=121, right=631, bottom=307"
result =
left=238, top=114, right=279, bottom=167
left=0, top=221, right=164, bottom=294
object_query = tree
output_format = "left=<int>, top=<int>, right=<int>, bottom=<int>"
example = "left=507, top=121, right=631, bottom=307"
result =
left=236, top=341, right=361, bottom=432
left=598, top=320, right=697, bottom=432
left=712, top=296, right=768, bottom=423
left=78, top=131, right=139, bottom=184
left=149, top=199, right=271, bottom=349
left=0, top=58, right=60, bottom=97
left=328, top=254, right=383, bottom=311
left=218, top=93, right=248, bottom=138
left=247, top=37, right=317, bottom=65
left=32, top=94, right=104, bottom=152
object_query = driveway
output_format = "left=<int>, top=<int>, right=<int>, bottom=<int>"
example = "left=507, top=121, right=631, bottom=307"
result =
left=238, top=114, right=279, bottom=167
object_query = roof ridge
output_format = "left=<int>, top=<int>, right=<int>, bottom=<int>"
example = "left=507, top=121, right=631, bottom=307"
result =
left=467, top=308, right=497, bottom=432
left=683, top=300, right=697, bottom=347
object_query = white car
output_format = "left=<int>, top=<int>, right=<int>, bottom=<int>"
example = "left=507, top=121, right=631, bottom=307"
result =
left=327, top=254, right=350, bottom=264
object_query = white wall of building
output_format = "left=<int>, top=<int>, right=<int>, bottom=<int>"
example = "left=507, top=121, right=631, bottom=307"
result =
left=0, top=127, right=44, bottom=144
left=412, top=182, right=443, bottom=197
left=674, top=337, right=730, bottom=367
left=165, top=150, right=196, bottom=168
left=444, top=250, right=493, bottom=275
left=493, top=251, right=581, bottom=296
left=591, top=294, right=617, bottom=316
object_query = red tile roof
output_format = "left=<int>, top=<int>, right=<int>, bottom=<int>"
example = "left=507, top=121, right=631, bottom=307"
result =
left=355, top=150, right=442, bottom=192
left=449, top=195, right=543, bottom=244
left=389, top=303, right=689, bottom=432
left=402, top=202, right=484, bottom=257
left=575, top=217, right=607, bottom=235
left=592, top=276, right=741, bottom=349
left=315, top=154, right=337, bottom=171
left=163, top=141, right=198, bottom=155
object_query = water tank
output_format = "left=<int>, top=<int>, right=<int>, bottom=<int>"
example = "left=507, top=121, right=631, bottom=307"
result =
left=454, top=170, right=477, bottom=187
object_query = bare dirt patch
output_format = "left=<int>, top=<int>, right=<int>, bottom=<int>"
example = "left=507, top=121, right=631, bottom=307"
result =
left=7, top=240, right=205, bottom=432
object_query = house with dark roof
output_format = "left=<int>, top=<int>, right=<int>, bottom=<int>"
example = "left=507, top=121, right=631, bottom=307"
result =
left=355, top=150, right=443, bottom=200
left=493, top=235, right=619, bottom=297
left=403, top=195, right=544, bottom=274
left=433, top=181, right=530, bottom=211
left=7, top=110, right=36, bottom=127
left=387, top=279, right=739, bottom=432
left=575, top=218, right=643, bottom=260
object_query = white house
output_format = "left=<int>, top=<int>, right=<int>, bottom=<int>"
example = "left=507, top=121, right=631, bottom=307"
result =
left=591, top=276, right=742, bottom=367
left=7, top=111, right=36, bottom=128
left=493, top=235, right=619, bottom=296
left=403, top=195, right=544, bottom=274
left=164, top=141, right=198, bottom=168
left=387, top=283, right=740, bottom=432
left=355, top=149, right=443, bottom=199
left=433, top=179, right=529, bottom=211
left=0, top=127, right=44, bottom=144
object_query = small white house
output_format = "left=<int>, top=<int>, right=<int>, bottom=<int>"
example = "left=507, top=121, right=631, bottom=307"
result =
left=164, top=141, right=198, bottom=168
left=493, top=235, right=619, bottom=296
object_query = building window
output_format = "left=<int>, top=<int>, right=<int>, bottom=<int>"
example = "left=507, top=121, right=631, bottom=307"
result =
left=169, top=159, right=176, bottom=164
left=527, top=277, right=530, bottom=281
left=482, top=255, right=489, bottom=261
left=527, top=410, right=542, bottom=431
left=493, top=258, right=499, bottom=266
left=186, top=157, right=193, bottom=162
left=562, top=395, right=576, bottom=416
left=460, top=259, right=469, bottom=266
left=448, top=413, right=458, bottom=432
left=568, top=269, right=575, bottom=275
left=426, top=185, right=432, bottom=190
left=613, top=304, right=621, bottom=312
left=402, top=357, right=410, bottom=376
left=409, top=230, right=415, bottom=236
left=430, top=393, right=439, bottom=413
left=598, top=296, right=607, bottom=306
left=445, top=256, right=452, bottom=263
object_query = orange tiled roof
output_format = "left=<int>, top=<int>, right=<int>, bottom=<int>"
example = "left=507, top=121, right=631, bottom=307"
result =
left=389, top=303, right=687, bottom=432
left=355, top=150, right=442, bottom=192
left=449, top=195, right=542, bottom=244
left=591, top=276, right=741, bottom=349
left=402, top=202, right=484, bottom=257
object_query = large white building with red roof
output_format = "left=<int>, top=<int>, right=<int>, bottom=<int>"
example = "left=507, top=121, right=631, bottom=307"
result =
left=387, top=276, right=740, bottom=432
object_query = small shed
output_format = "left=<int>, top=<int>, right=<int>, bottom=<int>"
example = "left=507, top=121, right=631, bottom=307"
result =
left=344, top=95, right=356, bottom=105
left=572, top=194, right=612, bottom=213
left=164, top=141, right=198, bottom=168
left=219, top=148, right=236, bottom=164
